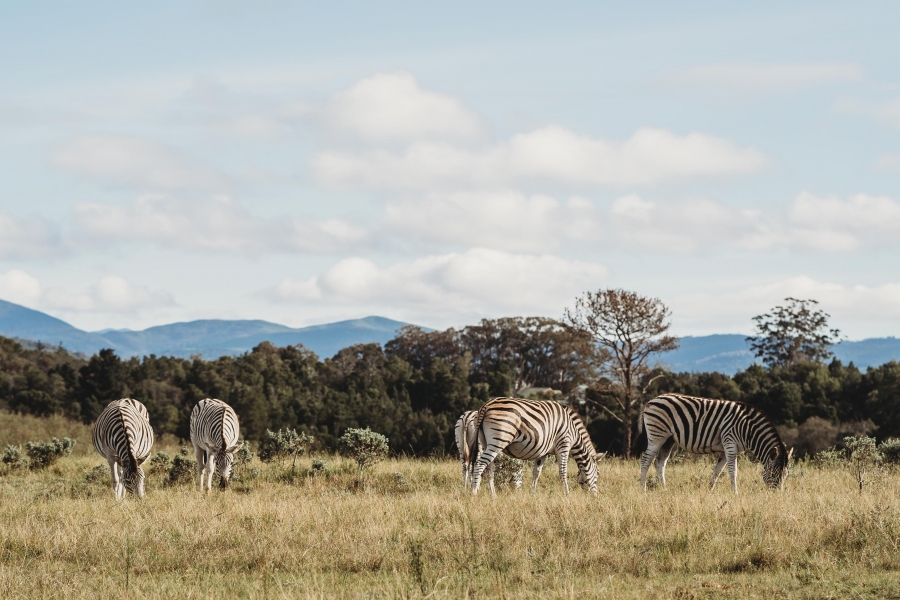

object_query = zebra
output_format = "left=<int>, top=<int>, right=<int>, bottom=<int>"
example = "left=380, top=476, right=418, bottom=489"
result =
left=468, top=397, right=600, bottom=495
left=190, top=398, right=241, bottom=491
left=456, top=409, right=527, bottom=490
left=92, top=398, right=154, bottom=500
left=639, top=393, right=793, bottom=494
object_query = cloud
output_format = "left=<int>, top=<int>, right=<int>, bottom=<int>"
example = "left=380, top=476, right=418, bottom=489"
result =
left=666, top=63, right=862, bottom=94
left=0, top=271, right=173, bottom=314
left=873, top=154, right=900, bottom=171
left=49, top=134, right=232, bottom=192
left=325, top=72, right=484, bottom=142
left=385, top=191, right=777, bottom=254
left=672, top=276, right=900, bottom=337
left=73, top=194, right=367, bottom=254
left=0, top=270, right=43, bottom=306
left=0, top=212, right=62, bottom=259
left=788, top=191, right=900, bottom=251
left=313, top=125, right=767, bottom=190
left=269, top=248, right=608, bottom=320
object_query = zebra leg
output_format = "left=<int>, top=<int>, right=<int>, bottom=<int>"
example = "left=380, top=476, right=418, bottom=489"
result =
left=486, top=461, right=496, bottom=496
left=655, top=438, right=676, bottom=488
left=709, top=454, right=727, bottom=489
left=726, top=450, right=739, bottom=494
left=108, top=458, right=123, bottom=500
left=461, top=458, right=469, bottom=488
left=470, top=449, right=499, bottom=495
left=640, top=439, right=665, bottom=490
left=205, top=452, right=216, bottom=492
left=194, top=445, right=206, bottom=491
left=556, top=447, right=571, bottom=495
left=531, top=457, right=545, bottom=490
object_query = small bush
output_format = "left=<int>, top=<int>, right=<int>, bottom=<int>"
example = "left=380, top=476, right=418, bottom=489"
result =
left=85, top=465, right=108, bottom=484
left=492, top=453, right=525, bottom=490
left=25, top=437, right=75, bottom=470
left=2, top=444, right=27, bottom=470
left=149, top=451, right=171, bottom=475
left=231, top=440, right=255, bottom=480
left=878, top=438, right=900, bottom=465
left=339, top=428, right=389, bottom=472
left=311, top=458, right=327, bottom=474
left=813, top=446, right=845, bottom=469
left=258, top=429, right=314, bottom=469
left=845, top=436, right=882, bottom=492
left=167, top=447, right=195, bottom=484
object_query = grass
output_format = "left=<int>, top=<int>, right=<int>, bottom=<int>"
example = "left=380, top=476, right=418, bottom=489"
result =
left=3, top=442, right=900, bottom=600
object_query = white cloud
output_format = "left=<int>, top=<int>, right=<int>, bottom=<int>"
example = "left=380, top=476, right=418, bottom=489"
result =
left=49, top=134, right=232, bottom=192
left=313, top=125, right=767, bottom=190
left=873, top=154, right=900, bottom=171
left=0, top=270, right=43, bottom=307
left=666, top=63, right=862, bottom=94
left=385, top=191, right=776, bottom=254
left=788, top=191, right=900, bottom=251
left=672, top=276, right=900, bottom=338
left=0, top=212, right=61, bottom=259
left=73, top=194, right=367, bottom=254
left=269, top=248, right=608, bottom=320
left=325, top=72, right=483, bottom=142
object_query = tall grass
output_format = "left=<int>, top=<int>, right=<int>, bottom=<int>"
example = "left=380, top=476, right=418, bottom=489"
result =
left=2, top=447, right=900, bottom=598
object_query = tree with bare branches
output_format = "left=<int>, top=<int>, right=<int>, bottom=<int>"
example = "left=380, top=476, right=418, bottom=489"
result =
left=748, top=298, right=841, bottom=368
left=565, top=289, right=678, bottom=457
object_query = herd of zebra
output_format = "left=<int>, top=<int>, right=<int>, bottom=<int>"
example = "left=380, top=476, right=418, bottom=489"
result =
left=89, top=392, right=791, bottom=500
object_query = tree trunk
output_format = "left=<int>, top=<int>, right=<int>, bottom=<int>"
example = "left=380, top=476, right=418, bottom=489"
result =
left=622, top=371, right=633, bottom=458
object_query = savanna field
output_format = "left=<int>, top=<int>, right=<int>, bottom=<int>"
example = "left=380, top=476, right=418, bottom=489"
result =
left=2, top=414, right=900, bottom=599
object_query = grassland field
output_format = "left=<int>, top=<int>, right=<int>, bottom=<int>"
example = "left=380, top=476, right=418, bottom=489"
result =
left=2, top=413, right=900, bottom=599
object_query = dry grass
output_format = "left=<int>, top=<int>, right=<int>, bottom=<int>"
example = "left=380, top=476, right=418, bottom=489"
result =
left=3, top=443, right=900, bottom=599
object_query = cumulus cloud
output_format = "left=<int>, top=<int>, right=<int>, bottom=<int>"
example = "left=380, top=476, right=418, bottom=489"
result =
left=73, top=194, right=367, bottom=254
left=49, top=135, right=232, bottom=192
left=873, top=154, right=900, bottom=171
left=0, top=212, right=62, bottom=259
left=325, top=72, right=483, bottom=142
left=269, top=248, right=608, bottom=319
left=0, top=270, right=43, bottom=307
left=385, top=191, right=777, bottom=254
left=666, top=62, right=862, bottom=94
left=0, top=271, right=173, bottom=314
left=788, top=191, right=900, bottom=251
left=313, top=125, right=767, bottom=190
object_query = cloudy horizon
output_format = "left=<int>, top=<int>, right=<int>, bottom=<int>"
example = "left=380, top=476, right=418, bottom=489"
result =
left=2, top=2, right=899, bottom=339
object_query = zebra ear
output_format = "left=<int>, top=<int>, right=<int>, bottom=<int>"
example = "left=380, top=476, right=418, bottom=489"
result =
left=787, top=447, right=794, bottom=461
left=226, top=443, right=241, bottom=454
left=595, top=452, right=607, bottom=463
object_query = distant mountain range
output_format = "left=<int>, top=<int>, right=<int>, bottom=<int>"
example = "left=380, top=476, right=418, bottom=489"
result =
left=1, top=299, right=899, bottom=371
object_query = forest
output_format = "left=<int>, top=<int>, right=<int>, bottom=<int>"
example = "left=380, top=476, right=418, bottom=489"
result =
left=2, top=294, right=900, bottom=458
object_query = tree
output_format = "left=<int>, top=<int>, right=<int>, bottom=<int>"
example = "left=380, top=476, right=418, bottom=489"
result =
left=748, top=298, right=841, bottom=368
left=565, top=289, right=678, bottom=457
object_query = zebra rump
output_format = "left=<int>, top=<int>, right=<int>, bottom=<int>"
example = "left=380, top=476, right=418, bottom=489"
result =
left=640, top=393, right=791, bottom=493
left=190, top=398, right=241, bottom=490
left=92, top=398, right=154, bottom=500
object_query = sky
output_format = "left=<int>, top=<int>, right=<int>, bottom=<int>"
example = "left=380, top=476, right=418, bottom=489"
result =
left=2, top=1, right=900, bottom=339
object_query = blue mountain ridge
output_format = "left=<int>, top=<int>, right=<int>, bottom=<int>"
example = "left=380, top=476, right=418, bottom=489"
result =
left=1, top=299, right=899, bottom=371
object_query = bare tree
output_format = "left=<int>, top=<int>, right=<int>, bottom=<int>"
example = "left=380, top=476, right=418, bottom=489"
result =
left=564, top=289, right=678, bottom=457
left=748, top=298, right=841, bottom=368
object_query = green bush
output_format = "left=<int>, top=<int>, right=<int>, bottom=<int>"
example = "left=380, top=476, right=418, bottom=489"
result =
left=339, top=427, right=389, bottom=472
left=813, top=446, right=845, bottom=469
left=25, top=437, right=75, bottom=469
left=149, top=451, right=171, bottom=476
left=231, top=440, right=255, bottom=480
left=878, top=438, right=900, bottom=465
left=85, top=464, right=108, bottom=484
left=491, top=453, right=525, bottom=490
left=167, top=447, right=195, bottom=484
left=845, top=436, right=883, bottom=492
left=2, top=444, right=26, bottom=470
left=311, top=458, right=327, bottom=475
left=258, top=429, right=314, bottom=469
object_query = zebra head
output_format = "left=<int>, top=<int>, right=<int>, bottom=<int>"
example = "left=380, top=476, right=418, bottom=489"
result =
left=576, top=454, right=600, bottom=493
left=121, top=460, right=146, bottom=498
left=215, top=445, right=240, bottom=488
left=762, top=446, right=792, bottom=489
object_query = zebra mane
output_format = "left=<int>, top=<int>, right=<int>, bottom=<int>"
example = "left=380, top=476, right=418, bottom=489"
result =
left=733, top=400, right=787, bottom=462
left=114, top=403, right=139, bottom=475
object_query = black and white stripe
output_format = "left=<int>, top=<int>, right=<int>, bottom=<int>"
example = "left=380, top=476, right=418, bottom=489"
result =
left=456, top=409, right=526, bottom=489
left=92, top=398, right=154, bottom=500
left=640, top=393, right=792, bottom=493
left=190, top=398, right=241, bottom=491
left=469, top=397, right=599, bottom=495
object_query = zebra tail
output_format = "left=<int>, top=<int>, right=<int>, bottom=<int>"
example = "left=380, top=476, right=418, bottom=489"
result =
left=467, top=409, right=484, bottom=476
left=631, top=406, right=648, bottom=456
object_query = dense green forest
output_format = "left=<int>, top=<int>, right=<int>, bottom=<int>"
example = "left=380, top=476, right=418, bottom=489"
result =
left=1, top=314, right=899, bottom=457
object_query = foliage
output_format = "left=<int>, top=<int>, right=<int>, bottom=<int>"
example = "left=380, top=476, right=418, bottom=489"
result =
left=311, top=458, right=327, bottom=474
left=565, top=288, right=678, bottom=456
left=85, top=464, right=108, bottom=484
left=25, top=437, right=75, bottom=469
left=748, top=298, right=841, bottom=368
left=879, top=438, right=900, bottom=465
left=491, top=452, right=525, bottom=490
left=813, top=446, right=845, bottom=469
left=149, top=451, right=171, bottom=475
left=258, top=429, right=314, bottom=468
left=167, top=447, right=195, bottom=484
left=231, top=440, right=254, bottom=479
left=844, top=435, right=882, bottom=492
left=1, top=444, right=26, bottom=470
left=339, top=427, right=389, bottom=471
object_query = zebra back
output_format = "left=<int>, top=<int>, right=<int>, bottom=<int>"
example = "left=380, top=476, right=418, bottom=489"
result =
left=190, top=398, right=240, bottom=451
left=92, top=398, right=154, bottom=472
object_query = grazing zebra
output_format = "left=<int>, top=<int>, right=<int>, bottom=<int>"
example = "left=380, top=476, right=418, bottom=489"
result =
left=639, top=393, right=792, bottom=494
left=92, top=398, right=154, bottom=500
left=469, top=397, right=600, bottom=495
left=190, top=398, right=241, bottom=491
left=456, top=410, right=526, bottom=489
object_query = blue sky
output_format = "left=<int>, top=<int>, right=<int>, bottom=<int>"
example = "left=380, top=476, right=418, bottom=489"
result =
left=2, top=1, right=900, bottom=338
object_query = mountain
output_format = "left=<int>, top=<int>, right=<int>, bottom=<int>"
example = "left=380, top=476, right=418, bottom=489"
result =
left=0, top=299, right=414, bottom=359
left=656, top=334, right=900, bottom=374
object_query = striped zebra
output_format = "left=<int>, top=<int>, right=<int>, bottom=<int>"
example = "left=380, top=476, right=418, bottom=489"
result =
left=190, top=398, right=241, bottom=491
left=469, top=397, right=600, bottom=495
left=92, top=398, right=154, bottom=500
left=639, top=393, right=792, bottom=494
left=456, top=410, right=526, bottom=489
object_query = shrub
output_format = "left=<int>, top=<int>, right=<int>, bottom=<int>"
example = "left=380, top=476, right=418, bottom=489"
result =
left=339, top=428, right=389, bottom=472
left=149, top=451, right=171, bottom=476
left=25, top=437, right=75, bottom=470
left=167, top=447, right=195, bottom=484
left=491, top=453, right=525, bottom=490
left=231, top=440, right=254, bottom=480
left=258, top=429, right=314, bottom=469
left=85, top=464, right=108, bottom=484
left=2, top=444, right=26, bottom=470
left=813, top=446, right=845, bottom=469
left=878, top=438, right=900, bottom=465
left=311, top=458, right=327, bottom=474
left=845, top=436, right=882, bottom=492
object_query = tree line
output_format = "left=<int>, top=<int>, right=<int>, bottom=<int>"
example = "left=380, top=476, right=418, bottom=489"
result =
left=0, top=291, right=897, bottom=457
